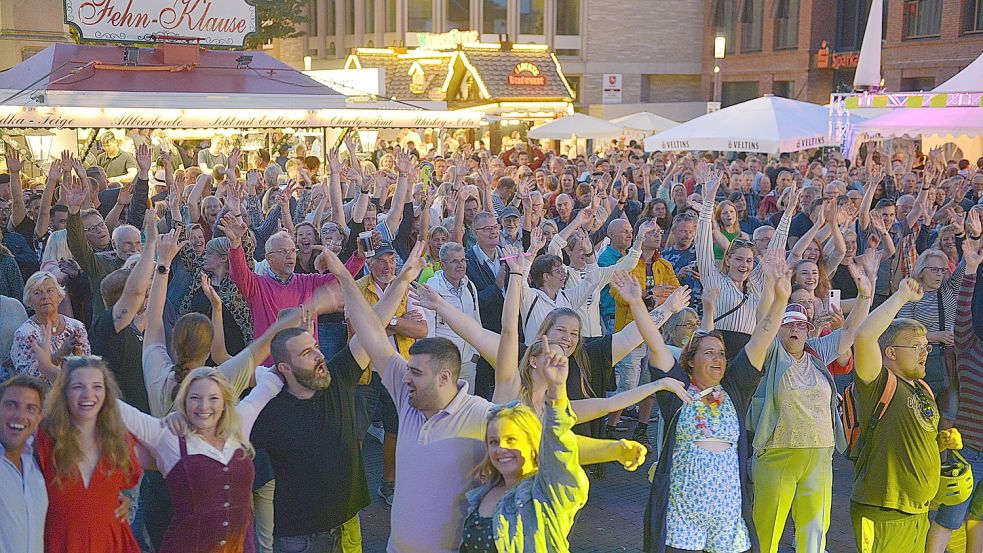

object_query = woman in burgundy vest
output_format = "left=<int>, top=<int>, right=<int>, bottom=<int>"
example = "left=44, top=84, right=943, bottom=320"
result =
left=117, top=365, right=283, bottom=552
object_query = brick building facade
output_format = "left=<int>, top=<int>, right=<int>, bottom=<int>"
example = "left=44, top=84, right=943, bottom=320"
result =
left=702, top=0, right=983, bottom=106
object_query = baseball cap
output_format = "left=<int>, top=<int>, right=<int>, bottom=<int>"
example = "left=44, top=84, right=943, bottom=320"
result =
left=500, top=206, right=521, bottom=220
left=370, top=242, right=396, bottom=259
left=781, top=303, right=815, bottom=329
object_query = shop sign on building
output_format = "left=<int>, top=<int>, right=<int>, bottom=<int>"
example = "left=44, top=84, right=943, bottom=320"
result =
left=305, top=69, right=385, bottom=97
left=602, top=74, right=622, bottom=104
left=816, top=40, right=860, bottom=70
left=64, top=0, right=257, bottom=47
left=411, top=29, right=480, bottom=50
left=508, top=62, right=546, bottom=86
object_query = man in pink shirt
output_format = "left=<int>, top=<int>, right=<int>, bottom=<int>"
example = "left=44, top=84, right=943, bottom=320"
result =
left=219, top=214, right=365, bottom=339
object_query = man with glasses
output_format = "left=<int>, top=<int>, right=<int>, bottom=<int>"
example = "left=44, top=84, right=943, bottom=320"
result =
left=466, top=211, right=507, bottom=398
left=423, top=242, right=481, bottom=391
left=850, top=277, right=962, bottom=553
left=662, top=211, right=702, bottom=310
left=221, top=218, right=364, bottom=342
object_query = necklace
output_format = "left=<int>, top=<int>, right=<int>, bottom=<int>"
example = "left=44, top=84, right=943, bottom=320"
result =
left=687, top=383, right=724, bottom=438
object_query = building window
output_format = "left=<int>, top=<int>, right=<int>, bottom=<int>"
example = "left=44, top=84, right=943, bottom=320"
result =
left=386, top=0, right=396, bottom=32
left=774, top=0, right=800, bottom=49
left=483, top=0, right=507, bottom=34
left=520, top=0, right=545, bottom=35
left=309, top=0, right=318, bottom=36
left=722, top=81, right=759, bottom=107
left=366, top=0, right=376, bottom=33
left=447, top=0, right=470, bottom=30
left=709, top=0, right=737, bottom=54
left=345, top=0, right=355, bottom=34
left=741, top=0, right=763, bottom=52
left=900, top=76, right=935, bottom=90
left=326, top=0, right=336, bottom=35
left=328, top=42, right=337, bottom=56
left=967, top=0, right=983, bottom=32
left=556, top=0, right=580, bottom=35
left=836, top=0, right=867, bottom=50
left=773, top=80, right=794, bottom=98
left=408, top=0, right=433, bottom=32
left=905, top=0, right=942, bottom=37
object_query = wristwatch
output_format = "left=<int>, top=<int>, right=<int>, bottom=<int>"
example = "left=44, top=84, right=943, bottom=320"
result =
left=156, top=265, right=169, bottom=274
left=389, top=316, right=399, bottom=327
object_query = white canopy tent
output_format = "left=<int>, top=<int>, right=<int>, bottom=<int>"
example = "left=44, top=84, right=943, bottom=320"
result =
left=528, top=113, right=622, bottom=140
left=643, top=96, right=831, bottom=154
left=609, top=112, right=678, bottom=133
left=850, top=50, right=983, bottom=159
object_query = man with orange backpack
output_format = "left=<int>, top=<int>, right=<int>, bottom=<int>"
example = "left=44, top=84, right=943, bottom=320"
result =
left=849, top=277, right=963, bottom=553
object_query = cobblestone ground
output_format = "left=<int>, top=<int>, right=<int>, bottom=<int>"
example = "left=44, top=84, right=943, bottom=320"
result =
left=358, top=422, right=858, bottom=553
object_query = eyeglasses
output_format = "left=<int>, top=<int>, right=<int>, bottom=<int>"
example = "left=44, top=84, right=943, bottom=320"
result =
left=923, top=267, right=948, bottom=275
left=892, top=343, right=933, bottom=354
left=268, top=248, right=298, bottom=257
left=474, top=225, right=501, bottom=233
left=84, top=221, right=108, bottom=232
left=443, top=258, right=467, bottom=265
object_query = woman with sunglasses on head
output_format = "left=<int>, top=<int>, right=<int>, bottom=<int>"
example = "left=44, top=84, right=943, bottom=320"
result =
left=696, top=168, right=798, bottom=357
left=35, top=356, right=140, bottom=553
left=745, top=252, right=878, bottom=553
left=460, top=336, right=589, bottom=553
left=643, top=247, right=791, bottom=553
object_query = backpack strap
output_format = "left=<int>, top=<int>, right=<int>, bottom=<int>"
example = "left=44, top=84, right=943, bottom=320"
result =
left=871, top=370, right=899, bottom=423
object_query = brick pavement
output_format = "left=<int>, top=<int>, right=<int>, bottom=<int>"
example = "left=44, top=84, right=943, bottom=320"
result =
left=357, top=422, right=859, bottom=553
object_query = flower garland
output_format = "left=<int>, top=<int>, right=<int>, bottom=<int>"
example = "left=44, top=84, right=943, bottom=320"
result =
left=688, top=383, right=725, bottom=438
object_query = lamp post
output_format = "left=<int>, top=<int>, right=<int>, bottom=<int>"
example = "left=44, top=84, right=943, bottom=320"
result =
left=713, top=36, right=726, bottom=106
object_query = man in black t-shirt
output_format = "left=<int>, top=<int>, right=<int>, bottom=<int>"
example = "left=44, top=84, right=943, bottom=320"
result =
left=251, top=328, right=369, bottom=552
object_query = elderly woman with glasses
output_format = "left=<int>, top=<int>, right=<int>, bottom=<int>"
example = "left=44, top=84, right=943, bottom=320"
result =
left=896, top=246, right=968, bottom=406
left=696, top=172, right=797, bottom=357
left=643, top=248, right=790, bottom=553
left=11, top=271, right=90, bottom=386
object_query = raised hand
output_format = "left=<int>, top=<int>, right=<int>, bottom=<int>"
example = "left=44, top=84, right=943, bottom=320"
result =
left=394, top=146, right=415, bottom=175
left=898, top=277, right=924, bottom=303
left=159, top=148, right=173, bottom=168
left=327, top=147, right=342, bottom=173
left=64, top=175, right=88, bottom=209
left=399, top=241, right=426, bottom=282
left=537, top=335, right=569, bottom=392
left=963, top=238, right=983, bottom=272
left=661, top=285, right=692, bottom=313
left=143, top=208, right=159, bottom=242
left=30, top=324, right=54, bottom=370
left=501, top=244, right=528, bottom=273
left=200, top=273, right=222, bottom=307
left=408, top=281, right=445, bottom=311
left=116, top=182, right=134, bottom=207
left=317, top=247, right=349, bottom=278
left=227, top=148, right=242, bottom=171
left=216, top=213, right=247, bottom=249
left=610, top=271, right=644, bottom=304
left=5, top=144, right=23, bottom=173
left=136, top=143, right=152, bottom=173
left=156, top=229, right=188, bottom=265
left=967, top=207, right=982, bottom=238
left=654, top=377, right=694, bottom=404
left=528, top=226, right=545, bottom=255
left=59, top=150, right=74, bottom=176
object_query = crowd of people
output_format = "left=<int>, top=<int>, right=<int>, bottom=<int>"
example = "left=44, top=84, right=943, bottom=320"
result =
left=0, top=128, right=982, bottom=553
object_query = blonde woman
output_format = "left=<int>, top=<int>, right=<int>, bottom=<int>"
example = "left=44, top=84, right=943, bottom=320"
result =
left=117, top=365, right=284, bottom=553
left=460, top=337, right=588, bottom=552
left=11, top=271, right=90, bottom=385
left=36, top=356, right=140, bottom=553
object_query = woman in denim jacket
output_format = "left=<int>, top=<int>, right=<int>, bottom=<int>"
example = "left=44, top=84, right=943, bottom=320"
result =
left=460, top=336, right=588, bottom=553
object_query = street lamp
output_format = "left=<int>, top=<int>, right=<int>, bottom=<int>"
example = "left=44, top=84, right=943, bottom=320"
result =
left=713, top=36, right=726, bottom=106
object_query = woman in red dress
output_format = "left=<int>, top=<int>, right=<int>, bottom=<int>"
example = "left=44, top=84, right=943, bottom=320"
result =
left=36, top=355, right=141, bottom=553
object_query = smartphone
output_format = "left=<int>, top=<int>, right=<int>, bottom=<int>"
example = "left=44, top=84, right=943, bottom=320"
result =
left=358, top=231, right=375, bottom=257
left=829, top=289, right=841, bottom=312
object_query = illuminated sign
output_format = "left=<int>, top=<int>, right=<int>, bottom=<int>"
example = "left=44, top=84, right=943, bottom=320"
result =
left=64, top=0, right=257, bottom=47
left=816, top=40, right=859, bottom=70
left=305, top=69, right=386, bottom=97
left=411, top=29, right=480, bottom=50
left=508, top=62, right=545, bottom=86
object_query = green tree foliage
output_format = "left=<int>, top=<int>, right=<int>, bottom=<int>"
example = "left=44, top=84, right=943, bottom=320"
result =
left=246, top=0, right=309, bottom=49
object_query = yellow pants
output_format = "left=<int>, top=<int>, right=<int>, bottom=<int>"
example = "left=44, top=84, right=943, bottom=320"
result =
left=751, top=447, right=833, bottom=553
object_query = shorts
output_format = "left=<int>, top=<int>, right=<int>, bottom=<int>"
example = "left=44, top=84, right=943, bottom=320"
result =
left=850, top=501, right=928, bottom=553
left=936, top=446, right=983, bottom=528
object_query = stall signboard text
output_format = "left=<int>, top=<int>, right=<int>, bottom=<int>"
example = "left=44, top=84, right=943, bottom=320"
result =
left=0, top=107, right=484, bottom=129
left=64, top=0, right=257, bottom=47
left=508, top=63, right=545, bottom=86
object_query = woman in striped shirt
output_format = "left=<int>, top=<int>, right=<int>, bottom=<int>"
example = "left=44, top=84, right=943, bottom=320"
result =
left=696, top=171, right=797, bottom=357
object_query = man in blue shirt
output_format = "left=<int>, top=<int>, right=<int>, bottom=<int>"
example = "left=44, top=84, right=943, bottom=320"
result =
left=0, top=375, right=47, bottom=553
left=598, top=218, right=634, bottom=332
left=661, top=212, right=702, bottom=310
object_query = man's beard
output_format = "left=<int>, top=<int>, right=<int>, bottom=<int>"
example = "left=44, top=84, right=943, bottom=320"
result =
left=295, top=359, right=331, bottom=390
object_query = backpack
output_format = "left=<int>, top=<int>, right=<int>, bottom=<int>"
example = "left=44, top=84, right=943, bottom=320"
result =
left=841, top=370, right=934, bottom=462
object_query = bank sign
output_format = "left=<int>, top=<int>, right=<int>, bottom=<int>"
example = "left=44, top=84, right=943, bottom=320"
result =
left=64, top=0, right=257, bottom=47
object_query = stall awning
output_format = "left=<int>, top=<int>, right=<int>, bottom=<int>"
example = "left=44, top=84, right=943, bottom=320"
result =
left=0, top=44, right=483, bottom=129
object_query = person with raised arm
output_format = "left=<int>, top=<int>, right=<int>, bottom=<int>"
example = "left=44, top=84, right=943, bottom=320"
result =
left=643, top=245, right=790, bottom=553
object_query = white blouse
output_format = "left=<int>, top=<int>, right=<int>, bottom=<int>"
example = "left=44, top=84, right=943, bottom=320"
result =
left=118, top=366, right=283, bottom=476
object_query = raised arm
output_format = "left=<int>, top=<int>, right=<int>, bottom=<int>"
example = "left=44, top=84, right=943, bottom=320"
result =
left=858, top=163, right=882, bottom=232
left=411, top=280, right=501, bottom=367
left=34, top=161, right=61, bottom=240
left=955, top=239, right=981, bottom=351
left=854, top=277, right=924, bottom=384
left=610, top=271, right=687, bottom=373
left=112, top=210, right=159, bottom=332
left=146, top=230, right=186, bottom=348
left=837, top=249, right=879, bottom=356
left=611, top=286, right=689, bottom=365
left=744, top=246, right=791, bottom=369
left=6, top=145, right=27, bottom=231
left=491, top=245, right=529, bottom=403
left=217, top=214, right=258, bottom=299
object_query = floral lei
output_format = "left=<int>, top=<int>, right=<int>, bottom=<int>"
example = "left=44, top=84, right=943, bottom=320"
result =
left=687, top=383, right=725, bottom=438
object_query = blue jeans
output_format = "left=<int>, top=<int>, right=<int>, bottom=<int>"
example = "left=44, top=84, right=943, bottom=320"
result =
left=935, top=446, right=983, bottom=529
left=317, top=317, right=347, bottom=361
left=273, top=515, right=361, bottom=553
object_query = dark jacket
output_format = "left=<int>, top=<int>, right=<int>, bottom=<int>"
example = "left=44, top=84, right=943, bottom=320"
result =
left=643, top=349, right=763, bottom=553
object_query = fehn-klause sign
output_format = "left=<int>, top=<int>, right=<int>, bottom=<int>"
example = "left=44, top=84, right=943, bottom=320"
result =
left=65, top=0, right=257, bottom=47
